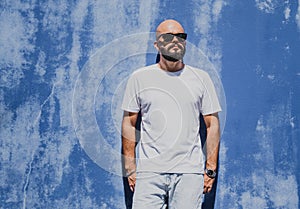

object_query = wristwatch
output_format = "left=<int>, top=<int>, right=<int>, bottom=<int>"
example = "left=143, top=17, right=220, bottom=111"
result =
left=205, top=169, right=217, bottom=178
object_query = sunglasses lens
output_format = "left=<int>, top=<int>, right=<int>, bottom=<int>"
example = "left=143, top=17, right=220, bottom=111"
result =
left=161, top=34, right=174, bottom=42
left=176, top=33, right=187, bottom=40
left=159, top=33, right=187, bottom=43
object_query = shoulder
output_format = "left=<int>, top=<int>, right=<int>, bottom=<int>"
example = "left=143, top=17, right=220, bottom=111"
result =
left=130, top=64, right=159, bottom=78
left=185, top=65, right=210, bottom=79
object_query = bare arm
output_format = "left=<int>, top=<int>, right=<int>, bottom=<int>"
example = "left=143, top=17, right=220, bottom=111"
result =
left=122, top=111, right=139, bottom=191
left=203, top=112, right=220, bottom=193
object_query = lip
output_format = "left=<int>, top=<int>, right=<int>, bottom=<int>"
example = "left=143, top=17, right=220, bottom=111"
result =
left=169, top=45, right=181, bottom=50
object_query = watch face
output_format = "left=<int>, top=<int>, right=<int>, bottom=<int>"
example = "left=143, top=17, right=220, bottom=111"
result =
left=206, top=169, right=216, bottom=178
left=207, top=170, right=213, bottom=176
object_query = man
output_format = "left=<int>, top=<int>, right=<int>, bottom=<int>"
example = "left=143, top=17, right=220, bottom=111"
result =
left=121, top=19, right=221, bottom=209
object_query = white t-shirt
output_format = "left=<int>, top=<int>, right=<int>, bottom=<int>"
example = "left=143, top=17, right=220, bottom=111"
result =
left=121, top=64, right=222, bottom=173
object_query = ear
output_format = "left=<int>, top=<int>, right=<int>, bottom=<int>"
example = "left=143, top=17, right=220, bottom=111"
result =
left=154, top=41, right=159, bottom=51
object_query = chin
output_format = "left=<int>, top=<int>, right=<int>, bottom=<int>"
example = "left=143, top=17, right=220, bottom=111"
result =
left=162, top=54, right=184, bottom=62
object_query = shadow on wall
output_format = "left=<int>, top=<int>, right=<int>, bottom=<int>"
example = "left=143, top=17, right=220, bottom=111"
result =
left=121, top=54, right=218, bottom=209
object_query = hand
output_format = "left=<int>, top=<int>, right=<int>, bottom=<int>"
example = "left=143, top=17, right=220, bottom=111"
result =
left=127, top=172, right=136, bottom=192
left=203, top=173, right=215, bottom=194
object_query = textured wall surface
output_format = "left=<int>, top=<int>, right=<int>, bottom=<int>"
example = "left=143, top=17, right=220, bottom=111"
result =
left=1, top=0, right=299, bottom=208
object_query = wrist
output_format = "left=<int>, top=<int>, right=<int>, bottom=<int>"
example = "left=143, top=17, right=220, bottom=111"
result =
left=125, top=169, right=136, bottom=177
left=124, top=163, right=136, bottom=177
left=205, top=162, right=217, bottom=171
left=205, top=168, right=217, bottom=179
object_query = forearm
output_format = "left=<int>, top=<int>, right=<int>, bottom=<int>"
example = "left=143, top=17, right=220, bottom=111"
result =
left=205, top=127, right=220, bottom=170
left=122, top=135, right=136, bottom=174
left=204, top=113, right=220, bottom=170
left=121, top=112, right=138, bottom=175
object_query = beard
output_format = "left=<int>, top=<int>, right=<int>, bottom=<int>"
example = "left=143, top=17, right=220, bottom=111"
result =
left=160, top=44, right=186, bottom=62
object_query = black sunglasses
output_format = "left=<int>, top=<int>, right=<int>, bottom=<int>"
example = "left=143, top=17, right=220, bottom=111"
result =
left=157, top=33, right=187, bottom=43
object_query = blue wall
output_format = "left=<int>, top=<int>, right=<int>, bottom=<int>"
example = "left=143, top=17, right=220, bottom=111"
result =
left=1, top=1, right=299, bottom=208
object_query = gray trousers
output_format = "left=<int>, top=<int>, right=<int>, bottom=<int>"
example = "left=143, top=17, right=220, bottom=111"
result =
left=132, top=172, right=204, bottom=209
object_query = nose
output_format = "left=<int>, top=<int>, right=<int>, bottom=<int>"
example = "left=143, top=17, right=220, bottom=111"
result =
left=172, top=35, right=185, bottom=44
left=172, top=36, right=180, bottom=42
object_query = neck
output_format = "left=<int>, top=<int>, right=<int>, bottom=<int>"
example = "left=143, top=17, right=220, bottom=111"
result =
left=158, top=56, right=184, bottom=72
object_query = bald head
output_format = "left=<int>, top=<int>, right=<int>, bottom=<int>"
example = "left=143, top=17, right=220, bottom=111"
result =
left=156, top=19, right=185, bottom=39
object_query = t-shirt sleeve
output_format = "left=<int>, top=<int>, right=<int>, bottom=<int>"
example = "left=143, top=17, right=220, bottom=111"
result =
left=201, top=72, right=222, bottom=115
left=121, top=74, right=140, bottom=113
